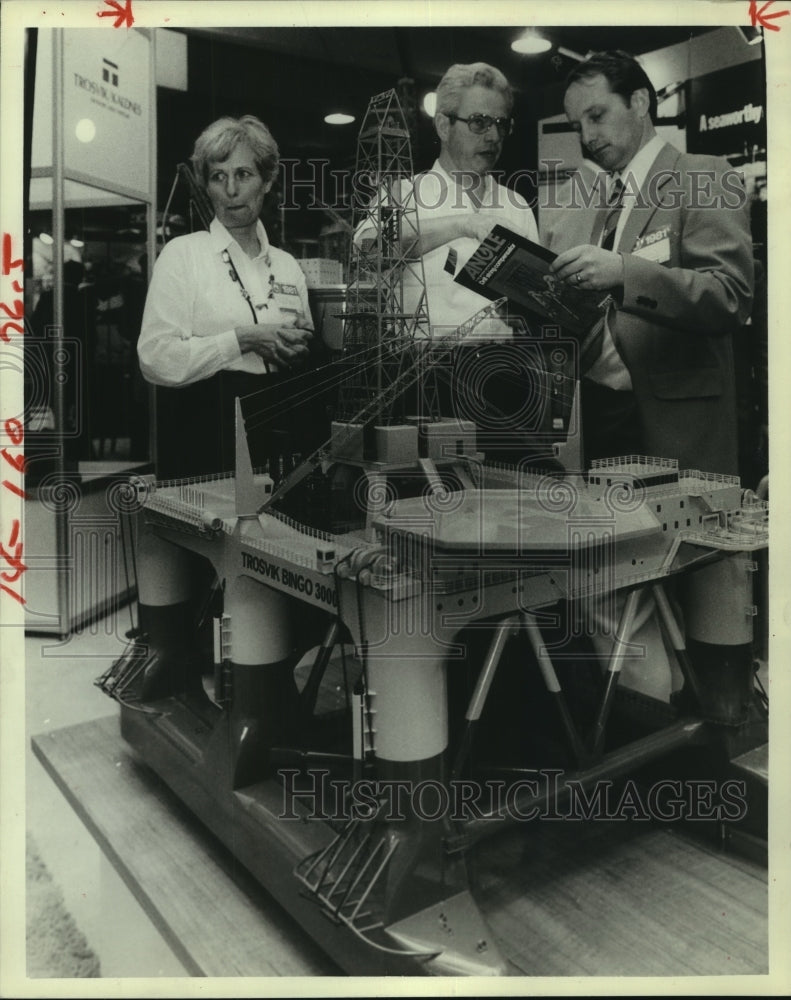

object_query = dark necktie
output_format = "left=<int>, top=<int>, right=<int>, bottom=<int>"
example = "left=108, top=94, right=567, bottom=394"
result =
left=599, top=176, right=625, bottom=251
left=579, top=177, right=625, bottom=375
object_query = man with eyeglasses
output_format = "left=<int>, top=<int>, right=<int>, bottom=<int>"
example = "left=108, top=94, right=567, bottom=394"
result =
left=357, top=62, right=539, bottom=338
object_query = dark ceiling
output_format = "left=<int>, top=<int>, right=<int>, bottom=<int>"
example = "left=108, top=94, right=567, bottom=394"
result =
left=180, top=25, right=716, bottom=151
left=155, top=25, right=718, bottom=223
left=150, top=25, right=718, bottom=244
left=185, top=24, right=714, bottom=87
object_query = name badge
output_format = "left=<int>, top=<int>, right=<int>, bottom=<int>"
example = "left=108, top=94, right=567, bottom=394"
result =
left=268, top=282, right=299, bottom=316
left=632, top=226, right=672, bottom=263
left=632, top=238, right=670, bottom=263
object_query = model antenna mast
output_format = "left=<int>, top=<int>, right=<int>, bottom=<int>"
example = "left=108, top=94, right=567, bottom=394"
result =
left=336, top=88, right=433, bottom=425
left=259, top=87, right=454, bottom=510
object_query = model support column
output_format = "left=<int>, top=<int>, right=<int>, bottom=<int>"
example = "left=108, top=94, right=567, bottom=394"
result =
left=356, top=590, right=503, bottom=972
left=366, top=635, right=448, bottom=766
left=360, top=590, right=461, bottom=923
left=224, top=574, right=296, bottom=787
left=684, top=553, right=756, bottom=725
left=136, top=525, right=199, bottom=699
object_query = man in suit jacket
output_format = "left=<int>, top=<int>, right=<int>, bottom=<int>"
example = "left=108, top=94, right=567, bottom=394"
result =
left=544, top=50, right=754, bottom=475
left=543, top=51, right=758, bottom=721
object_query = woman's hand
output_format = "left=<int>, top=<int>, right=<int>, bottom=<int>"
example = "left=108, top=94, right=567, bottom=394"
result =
left=235, top=314, right=313, bottom=368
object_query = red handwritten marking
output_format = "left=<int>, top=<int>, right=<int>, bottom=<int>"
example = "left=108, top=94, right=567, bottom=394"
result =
left=0, top=262, right=28, bottom=605
left=2, top=234, right=23, bottom=275
left=97, top=0, right=134, bottom=28
left=750, top=0, right=790, bottom=29
left=0, top=402, right=28, bottom=604
left=1, top=424, right=28, bottom=498
left=1, top=449, right=25, bottom=474
left=0, top=519, right=26, bottom=583
left=1, top=517, right=26, bottom=609
left=0, top=324, right=23, bottom=342
left=0, top=325, right=23, bottom=342
left=1, top=583, right=25, bottom=604
left=1, top=234, right=24, bottom=342
left=0, top=300, right=23, bottom=320
left=4, top=419, right=23, bottom=445
left=2, top=480, right=29, bottom=500
left=1, top=296, right=24, bottom=341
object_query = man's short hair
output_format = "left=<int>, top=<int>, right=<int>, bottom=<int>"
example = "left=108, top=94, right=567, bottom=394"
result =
left=192, top=115, right=280, bottom=188
left=565, top=50, right=658, bottom=123
left=436, top=62, right=514, bottom=117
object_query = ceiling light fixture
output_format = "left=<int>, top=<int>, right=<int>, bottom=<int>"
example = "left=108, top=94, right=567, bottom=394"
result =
left=324, top=112, right=355, bottom=125
left=511, top=29, right=552, bottom=55
left=422, top=92, right=437, bottom=117
left=557, top=45, right=587, bottom=62
left=737, top=25, right=763, bottom=45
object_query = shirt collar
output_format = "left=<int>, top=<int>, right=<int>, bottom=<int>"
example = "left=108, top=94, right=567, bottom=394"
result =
left=614, top=133, right=665, bottom=196
left=209, top=217, right=270, bottom=259
left=431, top=158, right=493, bottom=204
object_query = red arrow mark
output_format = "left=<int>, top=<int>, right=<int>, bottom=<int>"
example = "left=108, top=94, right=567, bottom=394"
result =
left=97, top=0, right=134, bottom=28
left=750, top=0, right=790, bottom=29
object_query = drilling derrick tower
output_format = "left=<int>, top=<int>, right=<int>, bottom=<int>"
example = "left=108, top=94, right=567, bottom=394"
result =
left=337, top=89, right=434, bottom=427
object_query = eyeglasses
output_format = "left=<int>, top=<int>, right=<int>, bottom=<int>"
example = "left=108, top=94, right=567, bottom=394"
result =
left=446, top=113, right=514, bottom=136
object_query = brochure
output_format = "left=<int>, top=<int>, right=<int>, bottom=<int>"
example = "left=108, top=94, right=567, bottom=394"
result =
left=454, top=224, right=612, bottom=337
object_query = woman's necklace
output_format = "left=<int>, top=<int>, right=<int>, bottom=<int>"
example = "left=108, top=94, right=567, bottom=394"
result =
left=222, top=248, right=275, bottom=323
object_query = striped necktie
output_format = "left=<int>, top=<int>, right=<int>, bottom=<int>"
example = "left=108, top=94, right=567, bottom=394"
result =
left=579, top=177, right=625, bottom=375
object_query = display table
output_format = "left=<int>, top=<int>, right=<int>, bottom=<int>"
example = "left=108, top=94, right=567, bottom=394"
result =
left=30, top=715, right=338, bottom=978
left=32, top=715, right=769, bottom=978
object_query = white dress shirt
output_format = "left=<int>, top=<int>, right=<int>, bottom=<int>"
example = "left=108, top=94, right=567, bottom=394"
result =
left=586, top=133, right=666, bottom=390
left=355, top=159, right=539, bottom=337
left=138, top=218, right=311, bottom=386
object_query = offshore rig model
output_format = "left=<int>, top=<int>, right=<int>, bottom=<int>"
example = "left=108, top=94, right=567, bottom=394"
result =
left=98, top=92, right=769, bottom=976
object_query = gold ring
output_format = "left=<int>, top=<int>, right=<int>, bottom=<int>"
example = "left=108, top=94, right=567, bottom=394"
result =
left=575, top=273, right=582, bottom=285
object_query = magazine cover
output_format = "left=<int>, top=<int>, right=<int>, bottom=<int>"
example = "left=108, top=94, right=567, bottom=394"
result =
left=454, top=224, right=612, bottom=335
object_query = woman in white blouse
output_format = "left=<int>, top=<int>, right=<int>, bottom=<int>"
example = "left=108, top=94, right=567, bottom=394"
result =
left=138, top=115, right=316, bottom=478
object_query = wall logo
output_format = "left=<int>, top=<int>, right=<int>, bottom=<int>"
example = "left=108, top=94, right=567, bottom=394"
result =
left=72, top=56, right=142, bottom=117
left=698, top=102, right=764, bottom=132
left=102, top=58, right=119, bottom=88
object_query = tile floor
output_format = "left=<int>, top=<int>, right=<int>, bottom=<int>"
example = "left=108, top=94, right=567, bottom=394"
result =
left=24, top=608, right=189, bottom=977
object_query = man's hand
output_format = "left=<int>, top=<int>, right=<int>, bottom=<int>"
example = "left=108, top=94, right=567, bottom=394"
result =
left=550, top=245, right=625, bottom=292
left=236, top=314, right=313, bottom=368
left=462, top=212, right=504, bottom=242
left=393, top=212, right=503, bottom=258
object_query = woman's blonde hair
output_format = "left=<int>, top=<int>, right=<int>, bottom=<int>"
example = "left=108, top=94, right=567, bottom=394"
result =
left=191, top=115, right=279, bottom=188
